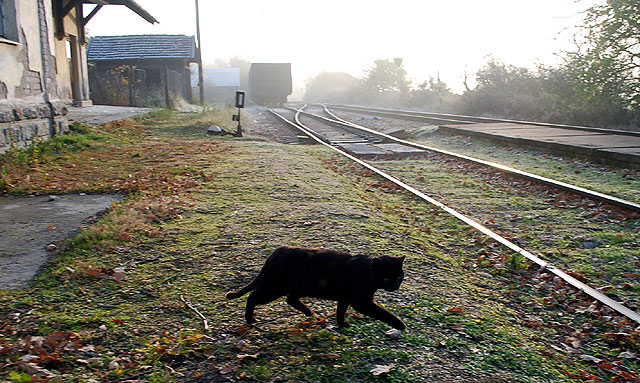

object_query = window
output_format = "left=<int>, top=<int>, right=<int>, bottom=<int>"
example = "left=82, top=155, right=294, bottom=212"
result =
left=0, top=0, right=5, bottom=37
left=0, top=0, right=19, bottom=44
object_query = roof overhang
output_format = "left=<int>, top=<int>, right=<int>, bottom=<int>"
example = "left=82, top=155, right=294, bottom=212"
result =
left=54, top=0, right=158, bottom=40
left=92, top=1, right=159, bottom=25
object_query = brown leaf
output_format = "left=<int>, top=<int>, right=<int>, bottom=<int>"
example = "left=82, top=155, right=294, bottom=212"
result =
left=313, top=353, right=339, bottom=361
left=566, top=336, right=583, bottom=348
left=112, top=267, right=126, bottom=282
left=219, top=363, right=238, bottom=375
left=447, top=307, right=464, bottom=314
left=236, top=353, right=260, bottom=362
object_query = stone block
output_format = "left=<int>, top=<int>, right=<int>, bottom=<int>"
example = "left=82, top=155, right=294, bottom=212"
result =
left=0, top=110, right=15, bottom=123
left=57, top=118, right=69, bottom=134
left=38, top=105, right=50, bottom=118
left=22, top=107, right=37, bottom=119
left=13, top=108, right=23, bottom=121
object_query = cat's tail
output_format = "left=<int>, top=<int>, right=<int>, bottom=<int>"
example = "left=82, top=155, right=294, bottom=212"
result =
left=225, top=276, right=259, bottom=299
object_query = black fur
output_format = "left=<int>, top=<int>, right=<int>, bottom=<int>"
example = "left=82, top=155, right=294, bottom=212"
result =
left=226, top=246, right=406, bottom=330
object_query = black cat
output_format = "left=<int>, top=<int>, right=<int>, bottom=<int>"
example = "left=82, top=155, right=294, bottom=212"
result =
left=226, top=246, right=406, bottom=330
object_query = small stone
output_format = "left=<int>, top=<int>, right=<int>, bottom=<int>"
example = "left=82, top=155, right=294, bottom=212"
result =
left=385, top=329, right=402, bottom=339
left=207, top=125, right=224, bottom=135
left=48, top=195, right=58, bottom=201
left=98, top=324, right=107, bottom=331
left=46, top=244, right=57, bottom=251
left=108, top=359, right=119, bottom=370
left=619, top=351, right=637, bottom=359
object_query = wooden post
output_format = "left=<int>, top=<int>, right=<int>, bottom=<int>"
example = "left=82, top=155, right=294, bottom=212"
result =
left=164, top=67, right=170, bottom=108
left=195, top=0, right=205, bottom=105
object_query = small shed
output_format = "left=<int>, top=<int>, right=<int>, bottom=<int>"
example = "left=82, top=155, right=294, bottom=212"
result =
left=87, top=34, right=197, bottom=107
left=191, top=68, right=241, bottom=104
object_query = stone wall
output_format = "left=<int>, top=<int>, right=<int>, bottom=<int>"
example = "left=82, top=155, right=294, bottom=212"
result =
left=0, top=101, right=69, bottom=154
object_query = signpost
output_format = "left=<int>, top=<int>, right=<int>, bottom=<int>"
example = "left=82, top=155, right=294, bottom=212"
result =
left=232, top=91, right=245, bottom=137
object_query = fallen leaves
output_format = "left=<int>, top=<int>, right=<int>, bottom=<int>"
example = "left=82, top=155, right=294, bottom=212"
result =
left=0, top=331, right=94, bottom=380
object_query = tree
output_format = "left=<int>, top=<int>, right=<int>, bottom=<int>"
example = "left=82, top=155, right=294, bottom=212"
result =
left=304, top=72, right=359, bottom=103
left=363, top=59, right=410, bottom=93
left=407, top=76, right=454, bottom=110
left=457, top=59, right=552, bottom=120
left=569, top=0, right=640, bottom=120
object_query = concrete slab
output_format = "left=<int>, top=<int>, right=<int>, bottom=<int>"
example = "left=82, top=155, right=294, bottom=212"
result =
left=0, top=194, right=123, bottom=289
left=67, top=105, right=152, bottom=125
left=374, top=143, right=426, bottom=154
left=338, top=143, right=389, bottom=155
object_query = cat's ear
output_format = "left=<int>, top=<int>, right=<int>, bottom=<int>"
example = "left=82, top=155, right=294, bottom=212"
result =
left=371, top=257, right=381, bottom=268
left=397, top=256, right=406, bottom=263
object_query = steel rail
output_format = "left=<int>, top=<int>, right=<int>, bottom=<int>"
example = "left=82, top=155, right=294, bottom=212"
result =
left=326, top=104, right=640, bottom=138
left=269, top=105, right=640, bottom=325
left=300, top=105, right=640, bottom=213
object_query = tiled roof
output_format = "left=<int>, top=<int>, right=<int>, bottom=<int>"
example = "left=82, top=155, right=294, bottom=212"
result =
left=87, top=35, right=196, bottom=61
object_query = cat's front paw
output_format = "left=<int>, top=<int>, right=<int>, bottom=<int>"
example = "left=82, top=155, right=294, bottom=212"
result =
left=393, top=321, right=406, bottom=331
left=337, top=321, right=350, bottom=328
left=246, top=316, right=257, bottom=325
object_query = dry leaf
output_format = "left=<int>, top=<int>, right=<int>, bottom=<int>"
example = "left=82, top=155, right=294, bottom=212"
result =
left=219, top=363, right=238, bottom=375
left=313, top=353, right=340, bottom=361
left=370, top=363, right=395, bottom=376
left=236, top=353, right=260, bottom=362
left=447, top=306, right=464, bottom=314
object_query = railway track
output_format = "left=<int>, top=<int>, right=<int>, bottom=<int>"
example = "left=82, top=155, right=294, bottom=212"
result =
left=269, top=104, right=640, bottom=325
left=293, top=104, right=640, bottom=212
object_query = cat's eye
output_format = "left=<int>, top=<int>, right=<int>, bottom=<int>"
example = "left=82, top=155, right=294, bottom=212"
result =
left=383, top=277, right=389, bottom=281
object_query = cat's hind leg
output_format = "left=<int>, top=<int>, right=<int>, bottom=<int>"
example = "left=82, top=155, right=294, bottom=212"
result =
left=286, top=295, right=314, bottom=316
left=245, top=288, right=284, bottom=324
left=336, top=300, right=350, bottom=327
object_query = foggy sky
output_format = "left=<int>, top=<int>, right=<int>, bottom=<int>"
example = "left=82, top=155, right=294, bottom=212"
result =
left=85, top=0, right=604, bottom=95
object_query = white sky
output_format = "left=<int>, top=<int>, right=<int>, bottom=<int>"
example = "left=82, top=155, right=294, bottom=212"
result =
left=85, top=0, right=604, bottom=94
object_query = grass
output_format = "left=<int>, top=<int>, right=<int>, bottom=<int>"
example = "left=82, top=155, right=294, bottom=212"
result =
left=415, top=131, right=640, bottom=204
left=0, top=107, right=638, bottom=382
left=370, top=154, right=639, bottom=305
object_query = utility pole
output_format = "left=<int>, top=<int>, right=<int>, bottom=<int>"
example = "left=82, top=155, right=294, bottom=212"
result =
left=195, top=0, right=205, bottom=105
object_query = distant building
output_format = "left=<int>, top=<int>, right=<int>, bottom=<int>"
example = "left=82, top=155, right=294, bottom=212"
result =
left=87, top=34, right=197, bottom=108
left=191, top=68, right=240, bottom=104
left=0, top=0, right=157, bottom=153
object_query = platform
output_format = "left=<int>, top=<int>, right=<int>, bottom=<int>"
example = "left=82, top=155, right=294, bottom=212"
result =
left=439, top=123, right=640, bottom=168
left=67, top=105, right=152, bottom=125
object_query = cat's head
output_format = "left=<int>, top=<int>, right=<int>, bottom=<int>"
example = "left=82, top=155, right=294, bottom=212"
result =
left=371, top=255, right=405, bottom=292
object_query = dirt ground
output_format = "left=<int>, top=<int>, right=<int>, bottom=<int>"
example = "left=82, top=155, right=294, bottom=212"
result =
left=0, top=107, right=637, bottom=382
left=0, top=194, right=123, bottom=289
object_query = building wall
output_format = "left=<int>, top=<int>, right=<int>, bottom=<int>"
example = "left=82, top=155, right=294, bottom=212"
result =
left=0, top=0, right=71, bottom=154
left=89, top=60, right=193, bottom=108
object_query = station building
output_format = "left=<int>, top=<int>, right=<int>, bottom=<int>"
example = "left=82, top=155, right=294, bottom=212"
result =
left=0, top=0, right=156, bottom=153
